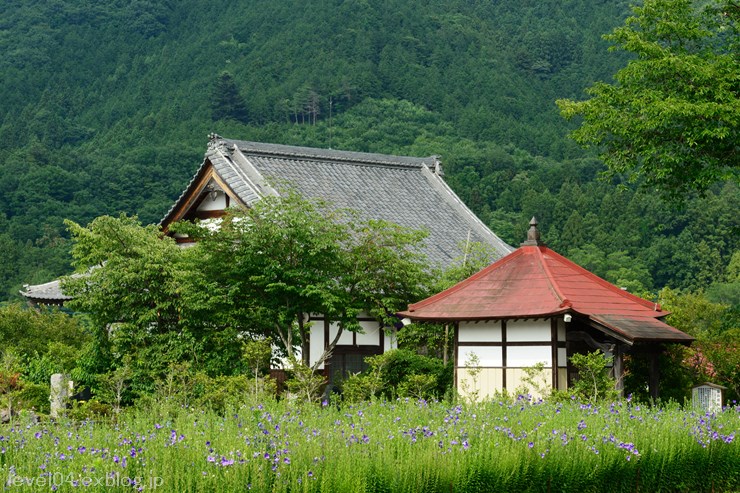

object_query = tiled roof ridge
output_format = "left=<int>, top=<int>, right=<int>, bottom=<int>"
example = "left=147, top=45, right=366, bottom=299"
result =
left=532, top=245, right=571, bottom=309
left=543, top=247, right=667, bottom=316
left=222, top=138, right=436, bottom=169
left=406, top=248, right=525, bottom=313
left=419, top=165, right=514, bottom=256
left=20, top=279, right=73, bottom=301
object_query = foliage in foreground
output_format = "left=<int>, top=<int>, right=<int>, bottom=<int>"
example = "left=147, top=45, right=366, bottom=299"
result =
left=0, top=397, right=738, bottom=492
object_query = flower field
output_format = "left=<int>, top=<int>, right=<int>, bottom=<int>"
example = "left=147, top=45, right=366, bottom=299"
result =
left=1, top=397, right=738, bottom=492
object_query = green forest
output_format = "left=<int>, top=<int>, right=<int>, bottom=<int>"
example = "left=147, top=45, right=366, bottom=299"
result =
left=0, top=0, right=737, bottom=416
left=0, top=0, right=737, bottom=302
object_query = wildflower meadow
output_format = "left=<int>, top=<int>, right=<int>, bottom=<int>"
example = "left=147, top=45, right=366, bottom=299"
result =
left=1, top=396, right=738, bottom=492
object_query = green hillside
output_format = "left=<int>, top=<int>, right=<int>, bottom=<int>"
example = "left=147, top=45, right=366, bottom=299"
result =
left=0, top=0, right=736, bottom=300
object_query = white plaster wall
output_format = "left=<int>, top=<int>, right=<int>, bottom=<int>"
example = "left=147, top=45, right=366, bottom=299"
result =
left=197, top=191, right=228, bottom=211
left=558, top=368, right=568, bottom=391
left=457, top=346, right=502, bottom=367
left=557, top=320, right=566, bottom=341
left=558, top=347, right=567, bottom=368
left=310, top=324, right=325, bottom=369
left=507, top=368, right=553, bottom=399
left=507, top=319, right=551, bottom=342
left=458, top=321, right=502, bottom=342
left=356, top=320, right=382, bottom=345
left=329, top=322, right=354, bottom=345
left=506, top=345, right=552, bottom=367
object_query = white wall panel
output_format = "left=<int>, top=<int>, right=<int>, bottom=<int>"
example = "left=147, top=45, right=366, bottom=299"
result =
left=507, top=320, right=551, bottom=342
left=458, top=321, right=502, bottom=342
left=356, top=320, right=381, bottom=345
left=558, top=348, right=568, bottom=368
left=309, top=325, right=325, bottom=369
left=457, top=368, right=504, bottom=400
left=507, top=345, right=551, bottom=366
left=457, top=346, right=502, bottom=367
left=329, top=322, right=354, bottom=345
left=384, top=328, right=397, bottom=351
left=197, top=192, right=228, bottom=211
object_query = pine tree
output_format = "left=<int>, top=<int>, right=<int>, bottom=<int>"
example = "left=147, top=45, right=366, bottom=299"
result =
left=211, top=72, right=249, bottom=123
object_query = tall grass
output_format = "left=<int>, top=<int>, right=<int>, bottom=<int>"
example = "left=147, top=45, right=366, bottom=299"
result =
left=0, top=397, right=738, bottom=492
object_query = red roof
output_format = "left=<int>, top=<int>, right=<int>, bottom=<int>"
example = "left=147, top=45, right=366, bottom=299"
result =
left=400, top=245, right=694, bottom=344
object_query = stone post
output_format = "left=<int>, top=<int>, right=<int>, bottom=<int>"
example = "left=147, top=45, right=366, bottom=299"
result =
left=50, top=373, right=69, bottom=419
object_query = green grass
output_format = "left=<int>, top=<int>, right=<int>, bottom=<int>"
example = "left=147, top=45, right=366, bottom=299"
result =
left=1, top=397, right=738, bottom=492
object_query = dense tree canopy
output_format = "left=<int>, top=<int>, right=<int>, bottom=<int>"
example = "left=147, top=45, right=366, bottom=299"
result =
left=558, top=0, right=739, bottom=199
left=181, top=190, right=432, bottom=369
left=0, top=0, right=736, bottom=304
left=61, top=193, right=431, bottom=395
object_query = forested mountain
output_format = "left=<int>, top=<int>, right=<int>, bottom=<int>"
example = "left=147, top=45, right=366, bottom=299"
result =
left=0, top=0, right=737, bottom=301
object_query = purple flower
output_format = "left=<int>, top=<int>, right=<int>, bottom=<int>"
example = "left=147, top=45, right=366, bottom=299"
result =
left=528, top=442, right=534, bottom=449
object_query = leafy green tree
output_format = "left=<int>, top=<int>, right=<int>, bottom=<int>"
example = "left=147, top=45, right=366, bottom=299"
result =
left=62, top=214, right=242, bottom=395
left=658, top=287, right=740, bottom=401
left=0, top=303, right=87, bottom=357
left=558, top=0, right=739, bottom=198
left=187, top=190, right=431, bottom=371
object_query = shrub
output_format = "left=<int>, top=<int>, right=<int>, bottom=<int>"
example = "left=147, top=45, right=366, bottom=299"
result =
left=15, top=382, right=50, bottom=415
left=340, top=349, right=451, bottom=402
left=67, top=399, right=112, bottom=421
left=569, top=350, right=619, bottom=403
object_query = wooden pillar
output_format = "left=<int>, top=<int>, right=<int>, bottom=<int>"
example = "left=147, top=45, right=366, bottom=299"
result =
left=613, top=345, right=624, bottom=398
left=453, top=322, right=459, bottom=390
left=649, top=349, right=660, bottom=401
left=551, top=319, right=559, bottom=390
left=501, top=320, right=507, bottom=389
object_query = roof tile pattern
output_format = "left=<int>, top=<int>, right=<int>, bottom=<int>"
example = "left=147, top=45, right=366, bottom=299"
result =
left=165, top=138, right=513, bottom=267
left=20, top=279, right=72, bottom=302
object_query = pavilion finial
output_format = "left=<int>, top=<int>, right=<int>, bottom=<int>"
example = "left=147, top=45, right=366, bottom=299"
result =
left=521, top=216, right=544, bottom=246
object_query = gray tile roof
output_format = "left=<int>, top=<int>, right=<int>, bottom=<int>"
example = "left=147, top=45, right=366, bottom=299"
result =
left=20, top=279, right=72, bottom=303
left=163, top=136, right=513, bottom=268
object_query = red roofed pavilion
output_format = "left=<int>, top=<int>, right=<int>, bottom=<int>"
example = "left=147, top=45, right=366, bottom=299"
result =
left=399, top=218, right=694, bottom=400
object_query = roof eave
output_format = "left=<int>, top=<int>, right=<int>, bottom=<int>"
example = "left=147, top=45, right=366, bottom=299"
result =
left=398, top=308, right=569, bottom=323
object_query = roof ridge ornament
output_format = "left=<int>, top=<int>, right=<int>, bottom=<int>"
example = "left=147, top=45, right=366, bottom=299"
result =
left=207, top=133, right=225, bottom=150
left=433, top=155, right=443, bottom=176
left=521, top=216, right=545, bottom=246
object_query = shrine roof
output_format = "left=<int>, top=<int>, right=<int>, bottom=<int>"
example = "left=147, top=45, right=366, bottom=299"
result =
left=399, top=219, right=694, bottom=345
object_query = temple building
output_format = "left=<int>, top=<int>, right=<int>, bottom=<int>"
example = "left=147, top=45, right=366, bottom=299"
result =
left=398, top=218, right=694, bottom=399
left=23, top=135, right=513, bottom=382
